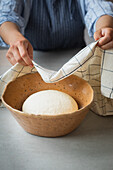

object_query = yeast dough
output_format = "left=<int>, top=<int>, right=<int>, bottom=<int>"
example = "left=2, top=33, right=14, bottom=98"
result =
left=22, top=90, right=78, bottom=115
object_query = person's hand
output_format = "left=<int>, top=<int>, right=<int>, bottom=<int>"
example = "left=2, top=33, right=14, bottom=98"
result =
left=6, top=37, right=33, bottom=67
left=94, top=27, right=113, bottom=50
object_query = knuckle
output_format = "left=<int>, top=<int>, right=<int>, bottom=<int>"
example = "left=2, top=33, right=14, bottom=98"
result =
left=11, top=44, right=16, bottom=49
left=8, top=48, right=12, bottom=54
left=16, top=39, right=27, bottom=46
left=16, top=57, right=22, bottom=63
left=6, top=51, right=11, bottom=58
left=21, top=53, right=27, bottom=59
left=16, top=41, right=21, bottom=46
left=16, top=40, right=23, bottom=46
left=6, top=53, right=9, bottom=58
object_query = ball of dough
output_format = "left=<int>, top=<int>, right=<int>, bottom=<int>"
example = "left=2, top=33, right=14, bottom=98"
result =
left=22, top=90, right=78, bottom=115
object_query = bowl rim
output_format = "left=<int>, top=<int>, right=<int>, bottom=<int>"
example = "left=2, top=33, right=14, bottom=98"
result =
left=1, top=74, right=94, bottom=118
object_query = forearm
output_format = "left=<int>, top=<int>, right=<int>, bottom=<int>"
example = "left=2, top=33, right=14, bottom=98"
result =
left=96, top=15, right=113, bottom=31
left=0, top=21, right=24, bottom=45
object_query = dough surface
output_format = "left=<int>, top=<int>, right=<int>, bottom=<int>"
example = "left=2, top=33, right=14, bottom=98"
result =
left=22, top=90, right=78, bottom=115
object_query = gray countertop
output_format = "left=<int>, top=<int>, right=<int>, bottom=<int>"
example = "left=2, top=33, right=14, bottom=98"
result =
left=0, top=49, right=113, bottom=170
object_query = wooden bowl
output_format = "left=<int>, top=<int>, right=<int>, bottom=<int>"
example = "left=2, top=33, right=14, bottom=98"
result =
left=1, top=73, right=93, bottom=137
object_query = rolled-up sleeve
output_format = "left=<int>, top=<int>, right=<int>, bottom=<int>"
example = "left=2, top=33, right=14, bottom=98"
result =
left=0, top=0, right=25, bottom=47
left=81, top=0, right=113, bottom=37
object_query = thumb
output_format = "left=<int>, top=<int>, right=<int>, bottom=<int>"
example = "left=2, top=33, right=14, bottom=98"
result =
left=94, top=29, right=102, bottom=41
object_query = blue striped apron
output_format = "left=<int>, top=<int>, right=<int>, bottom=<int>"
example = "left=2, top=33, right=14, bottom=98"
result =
left=25, top=0, right=85, bottom=50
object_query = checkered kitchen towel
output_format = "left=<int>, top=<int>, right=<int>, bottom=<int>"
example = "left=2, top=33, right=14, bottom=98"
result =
left=0, top=41, right=113, bottom=116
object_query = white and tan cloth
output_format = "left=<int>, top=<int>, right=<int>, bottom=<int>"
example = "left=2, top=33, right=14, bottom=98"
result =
left=0, top=41, right=113, bottom=116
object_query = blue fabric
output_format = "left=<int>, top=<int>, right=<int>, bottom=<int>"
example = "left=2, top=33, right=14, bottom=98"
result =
left=24, top=0, right=85, bottom=50
left=0, top=0, right=113, bottom=49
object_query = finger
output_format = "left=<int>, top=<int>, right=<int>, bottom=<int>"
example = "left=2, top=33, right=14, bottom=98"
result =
left=17, top=42, right=33, bottom=66
left=98, top=28, right=113, bottom=47
left=97, top=34, right=112, bottom=47
left=28, top=43, right=33, bottom=60
left=100, top=40, right=113, bottom=50
left=12, top=45, right=27, bottom=66
left=6, top=52, right=17, bottom=65
left=94, top=30, right=102, bottom=41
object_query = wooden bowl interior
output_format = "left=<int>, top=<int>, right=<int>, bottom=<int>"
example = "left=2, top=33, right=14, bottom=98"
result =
left=2, top=73, right=93, bottom=112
